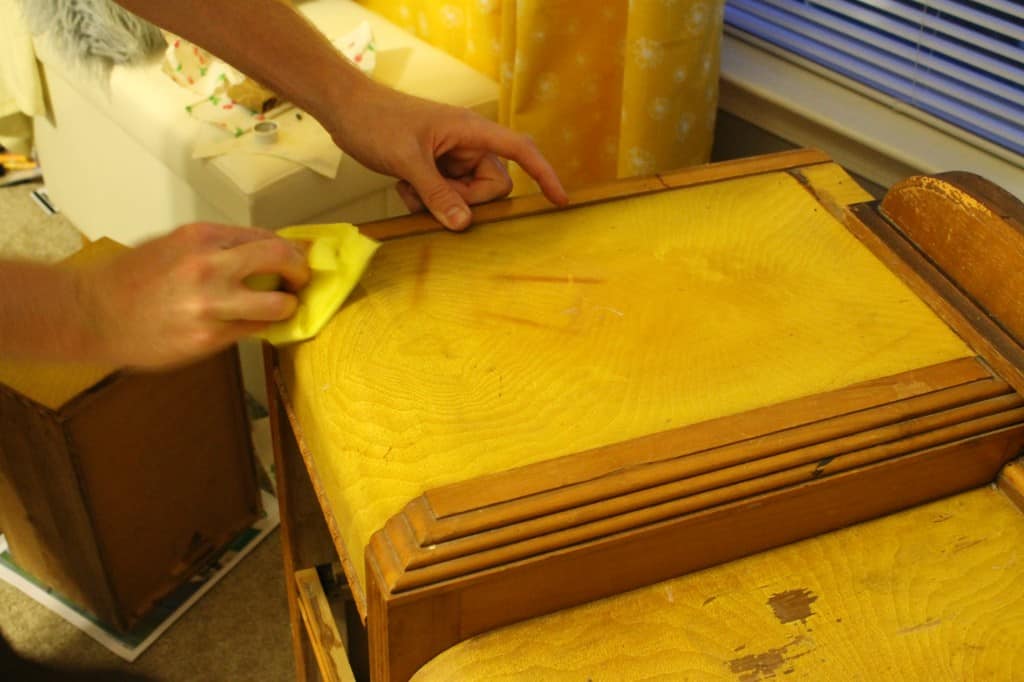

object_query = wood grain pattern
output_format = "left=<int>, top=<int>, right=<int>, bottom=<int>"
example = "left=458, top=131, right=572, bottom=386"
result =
left=424, top=357, right=988, bottom=523
left=371, top=426, right=1024, bottom=682
left=269, top=154, right=1024, bottom=682
left=410, top=486, right=1024, bottom=681
left=295, top=568, right=355, bottom=682
left=378, top=373, right=1022, bottom=590
left=282, top=165, right=972, bottom=602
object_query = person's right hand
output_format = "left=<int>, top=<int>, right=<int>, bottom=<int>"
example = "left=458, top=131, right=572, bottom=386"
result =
left=78, top=222, right=309, bottom=369
left=323, top=80, right=568, bottom=231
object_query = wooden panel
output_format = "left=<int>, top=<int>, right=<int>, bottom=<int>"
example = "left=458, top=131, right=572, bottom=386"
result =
left=880, top=173, right=1024, bottom=346
left=371, top=426, right=1024, bottom=682
left=411, top=486, right=1024, bottom=681
left=846, top=203, right=1024, bottom=396
left=0, top=390, right=120, bottom=627
left=66, top=349, right=261, bottom=625
left=283, top=163, right=972, bottom=601
left=295, top=568, right=356, bottom=682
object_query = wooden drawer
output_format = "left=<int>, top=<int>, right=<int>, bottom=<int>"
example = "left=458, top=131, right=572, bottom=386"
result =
left=268, top=150, right=1024, bottom=680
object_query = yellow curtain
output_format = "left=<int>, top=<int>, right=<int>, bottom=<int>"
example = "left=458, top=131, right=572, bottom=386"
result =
left=357, top=0, right=724, bottom=192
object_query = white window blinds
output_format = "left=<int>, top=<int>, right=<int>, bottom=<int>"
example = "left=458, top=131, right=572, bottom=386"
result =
left=723, top=0, right=1024, bottom=158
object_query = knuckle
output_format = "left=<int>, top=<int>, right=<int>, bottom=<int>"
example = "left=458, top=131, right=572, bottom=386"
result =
left=420, top=181, right=455, bottom=205
left=188, top=325, right=219, bottom=351
left=178, top=222, right=215, bottom=245
left=269, top=293, right=298, bottom=321
left=180, top=253, right=216, bottom=283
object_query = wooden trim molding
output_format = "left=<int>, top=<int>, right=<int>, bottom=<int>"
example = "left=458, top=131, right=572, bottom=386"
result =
left=365, top=358, right=1024, bottom=681
left=838, top=175, right=1024, bottom=396
left=358, top=148, right=832, bottom=242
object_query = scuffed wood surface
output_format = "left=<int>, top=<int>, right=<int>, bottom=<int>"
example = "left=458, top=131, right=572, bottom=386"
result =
left=282, top=166, right=972, bottom=599
left=412, top=486, right=1024, bottom=681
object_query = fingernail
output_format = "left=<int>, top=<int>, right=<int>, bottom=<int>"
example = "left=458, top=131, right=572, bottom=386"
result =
left=446, top=206, right=470, bottom=230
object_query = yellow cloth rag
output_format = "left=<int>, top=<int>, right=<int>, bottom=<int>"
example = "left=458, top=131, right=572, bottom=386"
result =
left=251, top=223, right=380, bottom=346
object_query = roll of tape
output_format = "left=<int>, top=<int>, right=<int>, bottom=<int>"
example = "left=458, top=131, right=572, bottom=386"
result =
left=253, top=120, right=279, bottom=145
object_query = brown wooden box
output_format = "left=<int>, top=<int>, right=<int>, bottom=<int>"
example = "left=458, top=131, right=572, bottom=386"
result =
left=0, top=240, right=262, bottom=632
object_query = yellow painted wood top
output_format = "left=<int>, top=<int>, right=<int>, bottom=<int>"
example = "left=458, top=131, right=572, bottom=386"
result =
left=282, top=165, right=973, bottom=592
left=412, top=486, right=1024, bottom=681
left=0, top=238, right=121, bottom=410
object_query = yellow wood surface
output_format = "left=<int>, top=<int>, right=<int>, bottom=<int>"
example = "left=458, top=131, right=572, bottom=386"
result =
left=411, top=486, right=1024, bottom=681
left=0, top=238, right=121, bottom=410
left=282, top=165, right=972, bottom=592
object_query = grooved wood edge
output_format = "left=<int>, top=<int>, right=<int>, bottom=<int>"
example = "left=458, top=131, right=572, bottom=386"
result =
left=368, top=427, right=1024, bottom=682
left=423, top=358, right=988, bottom=520
left=359, top=149, right=832, bottom=241
left=373, top=375, right=1023, bottom=592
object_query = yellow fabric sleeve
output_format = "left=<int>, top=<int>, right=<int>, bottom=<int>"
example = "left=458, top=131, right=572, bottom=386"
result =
left=251, top=223, right=380, bottom=346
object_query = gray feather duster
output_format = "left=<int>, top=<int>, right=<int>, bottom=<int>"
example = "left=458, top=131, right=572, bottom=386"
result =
left=18, top=0, right=164, bottom=72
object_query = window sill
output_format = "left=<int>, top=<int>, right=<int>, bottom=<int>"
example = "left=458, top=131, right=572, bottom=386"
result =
left=718, top=32, right=1023, bottom=198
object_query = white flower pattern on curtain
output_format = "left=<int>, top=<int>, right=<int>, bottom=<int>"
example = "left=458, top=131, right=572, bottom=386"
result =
left=357, top=0, right=724, bottom=191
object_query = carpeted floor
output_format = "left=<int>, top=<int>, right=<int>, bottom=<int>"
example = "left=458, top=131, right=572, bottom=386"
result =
left=0, top=181, right=295, bottom=681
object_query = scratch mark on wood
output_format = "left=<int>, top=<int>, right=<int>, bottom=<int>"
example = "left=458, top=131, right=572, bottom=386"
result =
left=951, top=536, right=985, bottom=554
left=492, top=273, right=605, bottom=284
left=897, top=618, right=942, bottom=635
left=768, top=588, right=819, bottom=624
left=479, top=312, right=571, bottom=333
left=812, top=456, right=837, bottom=478
left=702, top=595, right=717, bottom=606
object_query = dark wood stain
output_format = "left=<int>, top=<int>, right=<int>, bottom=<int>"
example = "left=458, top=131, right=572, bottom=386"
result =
left=768, top=588, right=819, bottom=624
left=728, top=636, right=810, bottom=681
left=492, top=273, right=605, bottom=284
left=412, top=244, right=431, bottom=304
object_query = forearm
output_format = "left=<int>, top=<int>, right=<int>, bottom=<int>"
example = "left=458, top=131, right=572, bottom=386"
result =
left=0, top=261, right=101, bottom=363
left=113, top=0, right=369, bottom=130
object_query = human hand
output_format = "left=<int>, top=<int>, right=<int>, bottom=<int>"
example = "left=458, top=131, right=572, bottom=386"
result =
left=79, top=223, right=309, bottom=369
left=326, top=80, right=569, bottom=231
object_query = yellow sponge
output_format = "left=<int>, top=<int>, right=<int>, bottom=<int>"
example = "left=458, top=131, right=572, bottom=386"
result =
left=250, top=223, right=380, bottom=345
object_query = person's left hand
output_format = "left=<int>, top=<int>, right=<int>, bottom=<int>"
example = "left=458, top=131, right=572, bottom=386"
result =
left=324, top=80, right=568, bottom=231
